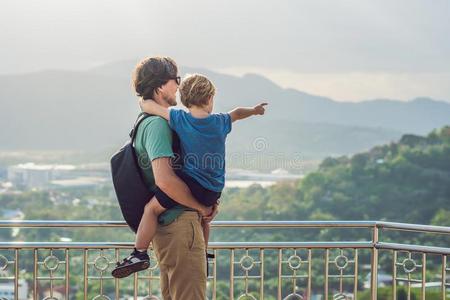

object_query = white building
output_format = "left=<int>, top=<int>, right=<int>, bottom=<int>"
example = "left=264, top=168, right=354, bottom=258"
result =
left=7, top=163, right=75, bottom=189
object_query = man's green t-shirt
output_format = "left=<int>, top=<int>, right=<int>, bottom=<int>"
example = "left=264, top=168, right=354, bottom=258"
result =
left=134, top=114, right=186, bottom=225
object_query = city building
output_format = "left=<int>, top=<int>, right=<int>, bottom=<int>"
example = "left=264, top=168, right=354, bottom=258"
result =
left=7, top=163, right=76, bottom=189
left=0, top=279, right=28, bottom=300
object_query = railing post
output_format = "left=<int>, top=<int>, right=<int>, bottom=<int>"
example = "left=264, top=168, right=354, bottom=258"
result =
left=442, top=255, right=447, bottom=300
left=230, top=249, right=235, bottom=300
left=370, top=225, right=379, bottom=300
left=421, top=253, right=426, bottom=300
left=260, top=249, right=264, bottom=300
left=278, top=249, right=282, bottom=300
left=33, top=249, right=38, bottom=299
left=65, top=249, right=70, bottom=299
left=324, top=249, right=329, bottom=300
left=14, top=249, right=18, bottom=300
left=83, top=249, right=88, bottom=300
left=392, top=250, right=397, bottom=300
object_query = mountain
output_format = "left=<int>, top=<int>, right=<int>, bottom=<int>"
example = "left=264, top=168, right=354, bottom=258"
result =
left=90, top=61, right=450, bottom=134
left=0, top=60, right=449, bottom=164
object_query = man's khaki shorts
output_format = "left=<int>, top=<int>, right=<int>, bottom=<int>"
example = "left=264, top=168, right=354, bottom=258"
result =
left=152, top=211, right=206, bottom=300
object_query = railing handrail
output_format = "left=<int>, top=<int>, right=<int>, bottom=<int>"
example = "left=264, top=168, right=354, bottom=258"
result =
left=1, top=240, right=449, bottom=254
left=376, top=242, right=450, bottom=255
left=0, top=241, right=374, bottom=249
left=210, top=220, right=377, bottom=228
left=376, top=221, right=450, bottom=234
left=1, top=220, right=449, bottom=234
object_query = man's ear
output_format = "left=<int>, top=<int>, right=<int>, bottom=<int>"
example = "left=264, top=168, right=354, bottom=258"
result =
left=153, top=87, right=162, bottom=99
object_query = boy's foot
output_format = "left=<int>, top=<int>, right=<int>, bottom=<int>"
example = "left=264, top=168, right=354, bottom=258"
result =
left=111, top=249, right=150, bottom=278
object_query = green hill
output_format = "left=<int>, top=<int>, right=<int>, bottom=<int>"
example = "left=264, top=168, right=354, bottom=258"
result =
left=219, top=126, right=450, bottom=226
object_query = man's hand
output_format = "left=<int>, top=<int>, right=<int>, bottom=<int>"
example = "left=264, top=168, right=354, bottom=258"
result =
left=253, top=102, right=268, bottom=115
left=202, top=204, right=219, bottom=223
left=198, top=205, right=213, bottom=217
left=139, top=98, right=170, bottom=120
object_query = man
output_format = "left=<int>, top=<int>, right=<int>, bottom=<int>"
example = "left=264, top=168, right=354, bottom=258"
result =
left=131, top=56, right=217, bottom=299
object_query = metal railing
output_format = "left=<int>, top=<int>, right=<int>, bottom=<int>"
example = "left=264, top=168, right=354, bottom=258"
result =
left=0, top=220, right=449, bottom=300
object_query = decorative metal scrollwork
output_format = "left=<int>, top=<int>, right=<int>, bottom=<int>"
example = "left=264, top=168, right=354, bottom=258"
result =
left=333, top=293, right=348, bottom=300
left=43, top=255, right=60, bottom=271
left=324, top=249, right=358, bottom=300
left=279, top=249, right=311, bottom=299
left=93, top=255, right=110, bottom=272
left=148, top=250, right=159, bottom=271
left=283, top=293, right=304, bottom=300
left=402, top=257, right=417, bottom=273
left=92, top=295, right=111, bottom=300
left=287, top=255, right=302, bottom=271
left=239, top=255, right=255, bottom=271
left=232, top=249, right=261, bottom=300
left=0, top=254, right=9, bottom=271
left=237, top=294, right=258, bottom=300
left=142, top=296, right=160, bottom=300
left=334, top=254, right=349, bottom=270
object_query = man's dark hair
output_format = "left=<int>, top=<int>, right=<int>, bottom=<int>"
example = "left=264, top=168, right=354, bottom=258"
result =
left=132, top=56, right=178, bottom=100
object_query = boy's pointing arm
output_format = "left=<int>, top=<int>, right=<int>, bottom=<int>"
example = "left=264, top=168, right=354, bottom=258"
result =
left=229, top=102, right=268, bottom=123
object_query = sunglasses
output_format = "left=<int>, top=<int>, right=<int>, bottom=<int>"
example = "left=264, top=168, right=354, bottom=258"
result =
left=168, top=76, right=181, bottom=85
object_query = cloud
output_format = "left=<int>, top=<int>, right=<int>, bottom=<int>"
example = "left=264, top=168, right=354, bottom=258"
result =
left=0, top=0, right=449, bottom=100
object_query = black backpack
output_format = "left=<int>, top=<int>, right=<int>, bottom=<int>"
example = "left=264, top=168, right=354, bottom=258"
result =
left=110, top=112, right=153, bottom=233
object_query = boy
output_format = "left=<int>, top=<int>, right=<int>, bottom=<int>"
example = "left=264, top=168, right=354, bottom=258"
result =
left=112, top=74, right=267, bottom=278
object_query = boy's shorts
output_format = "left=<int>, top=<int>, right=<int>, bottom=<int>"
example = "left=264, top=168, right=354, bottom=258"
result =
left=154, top=170, right=221, bottom=209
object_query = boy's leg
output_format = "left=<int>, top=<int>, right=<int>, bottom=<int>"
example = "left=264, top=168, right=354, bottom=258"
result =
left=135, top=196, right=167, bottom=250
left=112, top=197, right=166, bottom=279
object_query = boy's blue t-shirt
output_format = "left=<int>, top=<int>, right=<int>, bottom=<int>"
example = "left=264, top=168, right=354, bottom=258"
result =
left=169, top=108, right=232, bottom=192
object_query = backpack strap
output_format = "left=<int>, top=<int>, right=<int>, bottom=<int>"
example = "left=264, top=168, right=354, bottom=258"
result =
left=129, top=112, right=152, bottom=142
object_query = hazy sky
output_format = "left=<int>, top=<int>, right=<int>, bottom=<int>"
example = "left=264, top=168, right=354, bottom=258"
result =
left=1, top=0, right=449, bottom=102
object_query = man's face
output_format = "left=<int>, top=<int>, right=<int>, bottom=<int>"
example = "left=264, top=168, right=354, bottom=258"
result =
left=160, top=79, right=179, bottom=107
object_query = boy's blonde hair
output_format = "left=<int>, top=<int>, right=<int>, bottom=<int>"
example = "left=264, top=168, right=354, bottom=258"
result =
left=179, top=74, right=216, bottom=108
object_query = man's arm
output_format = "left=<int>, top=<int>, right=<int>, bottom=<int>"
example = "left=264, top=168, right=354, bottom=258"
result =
left=229, top=102, right=268, bottom=122
left=139, top=99, right=170, bottom=121
left=152, top=157, right=211, bottom=216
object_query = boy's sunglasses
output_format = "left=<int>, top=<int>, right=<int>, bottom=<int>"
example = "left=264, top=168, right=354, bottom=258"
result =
left=167, top=76, right=181, bottom=85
